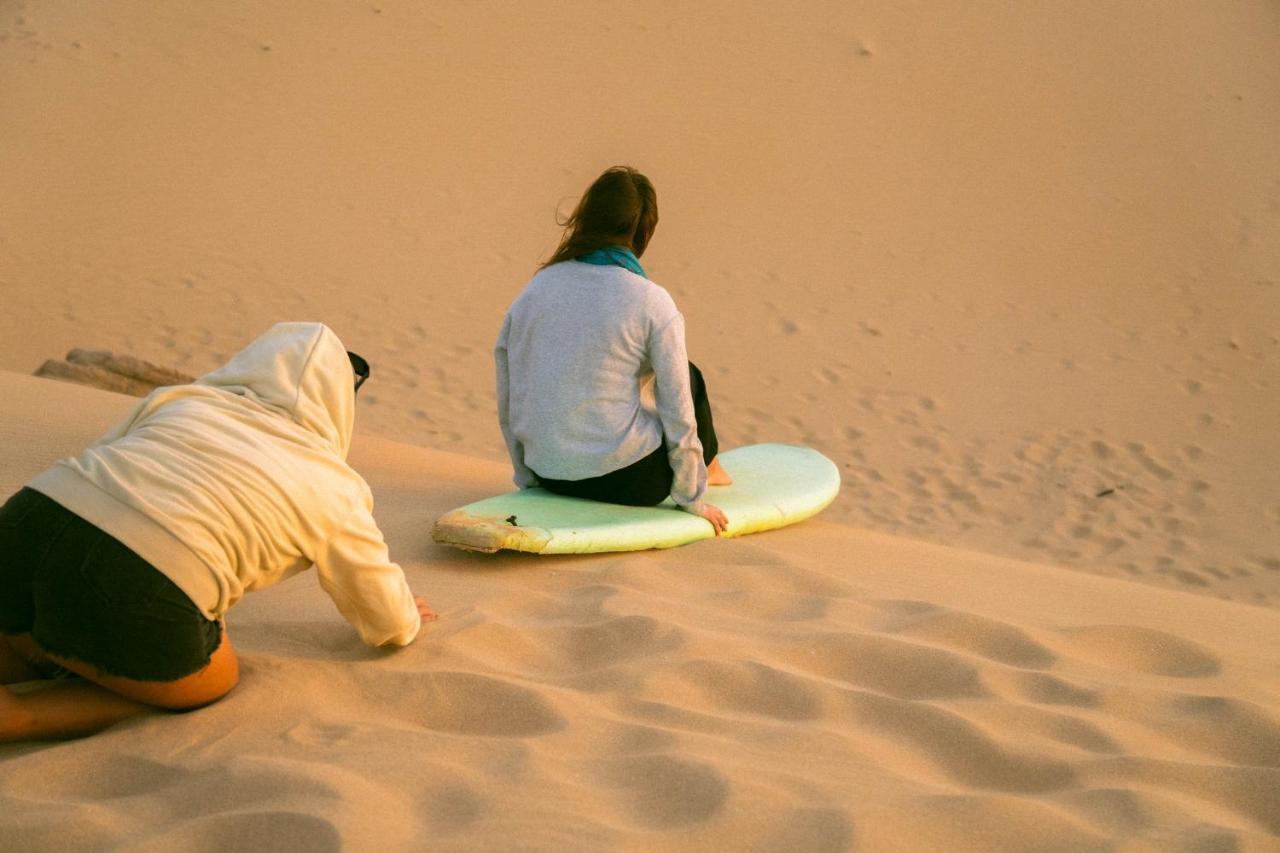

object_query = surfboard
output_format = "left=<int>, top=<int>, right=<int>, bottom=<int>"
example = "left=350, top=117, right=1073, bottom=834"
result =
left=431, top=443, right=839, bottom=554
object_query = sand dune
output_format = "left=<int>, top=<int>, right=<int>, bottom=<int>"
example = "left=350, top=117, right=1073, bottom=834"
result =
left=2, top=0, right=1276, bottom=607
left=3, top=0, right=1279, bottom=849
left=2, top=373, right=1279, bottom=851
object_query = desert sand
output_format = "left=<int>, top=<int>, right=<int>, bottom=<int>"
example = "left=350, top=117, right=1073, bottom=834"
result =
left=2, top=1, right=1279, bottom=850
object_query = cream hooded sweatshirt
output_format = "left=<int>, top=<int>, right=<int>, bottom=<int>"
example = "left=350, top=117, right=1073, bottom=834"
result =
left=28, top=322, right=421, bottom=647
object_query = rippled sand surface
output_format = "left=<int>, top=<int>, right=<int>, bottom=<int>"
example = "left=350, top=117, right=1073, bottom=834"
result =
left=2, top=1, right=1278, bottom=849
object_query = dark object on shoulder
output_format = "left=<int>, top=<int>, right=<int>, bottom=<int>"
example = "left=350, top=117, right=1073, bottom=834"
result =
left=347, top=351, right=370, bottom=393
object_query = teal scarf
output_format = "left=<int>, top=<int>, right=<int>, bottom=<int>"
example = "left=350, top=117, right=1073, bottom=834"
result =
left=576, top=246, right=646, bottom=277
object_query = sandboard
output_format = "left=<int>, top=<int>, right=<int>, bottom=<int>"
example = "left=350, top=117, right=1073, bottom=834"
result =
left=431, top=443, right=839, bottom=554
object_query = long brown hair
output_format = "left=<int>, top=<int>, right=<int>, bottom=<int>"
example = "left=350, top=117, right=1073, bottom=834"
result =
left=542, top=166, right=659, bottom=268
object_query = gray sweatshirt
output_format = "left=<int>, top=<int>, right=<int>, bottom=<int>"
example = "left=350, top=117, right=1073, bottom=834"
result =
left=495, top=261, right=707, bottom=508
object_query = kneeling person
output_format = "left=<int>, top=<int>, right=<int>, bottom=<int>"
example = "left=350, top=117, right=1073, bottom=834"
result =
left=0, top=322, right=433, bottom=741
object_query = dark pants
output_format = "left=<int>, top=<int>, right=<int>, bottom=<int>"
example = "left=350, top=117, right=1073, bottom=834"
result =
left=536, top=362, right=719, bottom=507
left=0, top=488, right=222, bottom=681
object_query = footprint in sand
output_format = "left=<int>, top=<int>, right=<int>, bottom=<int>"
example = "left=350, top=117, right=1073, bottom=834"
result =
left=419, top=783, right=487, bottom=833
left=1249, top=554, right=1280, bottom=573
left=1151, top=694, right=1280, bottom=768
left=986, top=670, right=1100, bottom=708
left=875, top=604, right=1057, bottom=670
left=131, top=812, right=342, bottom=853
left=643, top=659, right=823, bottom=722
left=283, top=721, right=360, bottom=747
left=5, top=754, right=188, bottom=800
left=1057, top=787, right=1188, bottom=835
left=846, top=692, right=1076, bottom=793
left=1053, top=625, right=1221, bottom=678
left=601, top=722, right=679, bottom=755
left=596, top=754, right=729, bottom=828
left=756, top=808, right=855, bottom=853
left=1125, top=442, right=1176, bottom=482
left=965, top=704, right=1120, bottom=754
left=406, top=672, right=565, bottom=737
left=779, top=631, right=986, bottom=701
left=555, top=614, right=684, bottom=671
left=902, top=794, right=1107, bottom=852
left=1102, top=757, right=1280, bottom=836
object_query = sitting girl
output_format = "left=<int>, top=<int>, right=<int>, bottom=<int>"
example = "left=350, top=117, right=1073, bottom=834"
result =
left=496, top=166, right=731, bottom=532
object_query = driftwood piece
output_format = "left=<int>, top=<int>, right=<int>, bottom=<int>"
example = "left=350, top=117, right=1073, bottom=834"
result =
left=34, top=350, right=195, bottom=398
left=66, top=349, right=195, bottom=388
left=34, top=359, right=154, bottom=397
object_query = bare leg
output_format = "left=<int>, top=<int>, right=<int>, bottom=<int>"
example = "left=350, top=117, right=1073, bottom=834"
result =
left=0, top=635, right=46, bottom=684
left=0, top=628, right=239, bottom=742
left=1, top=682, right=154, bottom=741
left=707, top=456, right=733, bottom=486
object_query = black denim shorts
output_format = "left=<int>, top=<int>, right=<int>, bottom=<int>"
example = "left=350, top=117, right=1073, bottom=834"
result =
left=0, top=487, right=221, bottom=681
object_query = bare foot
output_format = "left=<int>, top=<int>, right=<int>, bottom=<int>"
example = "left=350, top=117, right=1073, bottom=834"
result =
left=707, top=457, right=733, bottom=486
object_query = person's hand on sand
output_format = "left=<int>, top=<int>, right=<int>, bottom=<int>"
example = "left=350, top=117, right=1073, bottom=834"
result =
left=415, top=596, right=437, bottom=622
left=686, top=502, right=728, bottom=535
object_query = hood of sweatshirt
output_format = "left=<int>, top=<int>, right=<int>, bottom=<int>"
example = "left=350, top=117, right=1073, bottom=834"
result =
left=195, top=322, right=357, bottom=458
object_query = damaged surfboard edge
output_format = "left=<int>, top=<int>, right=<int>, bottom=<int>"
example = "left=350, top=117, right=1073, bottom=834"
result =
left=431, top=511, right=553, bottom=553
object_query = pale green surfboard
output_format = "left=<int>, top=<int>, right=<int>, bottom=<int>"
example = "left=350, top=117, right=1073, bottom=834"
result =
left=431, top=443, right=840, bottom=554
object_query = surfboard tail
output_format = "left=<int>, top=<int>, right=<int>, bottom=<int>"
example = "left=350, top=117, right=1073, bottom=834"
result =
left=431, top=511, right=553, bottom=553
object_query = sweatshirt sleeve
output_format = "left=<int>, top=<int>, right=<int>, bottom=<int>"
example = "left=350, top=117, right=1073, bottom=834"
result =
left=647, top=310, right=708, bottom=509
left=495, top=313, right=539, bottom=489
left=314, top=506, right=421, bottom=647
